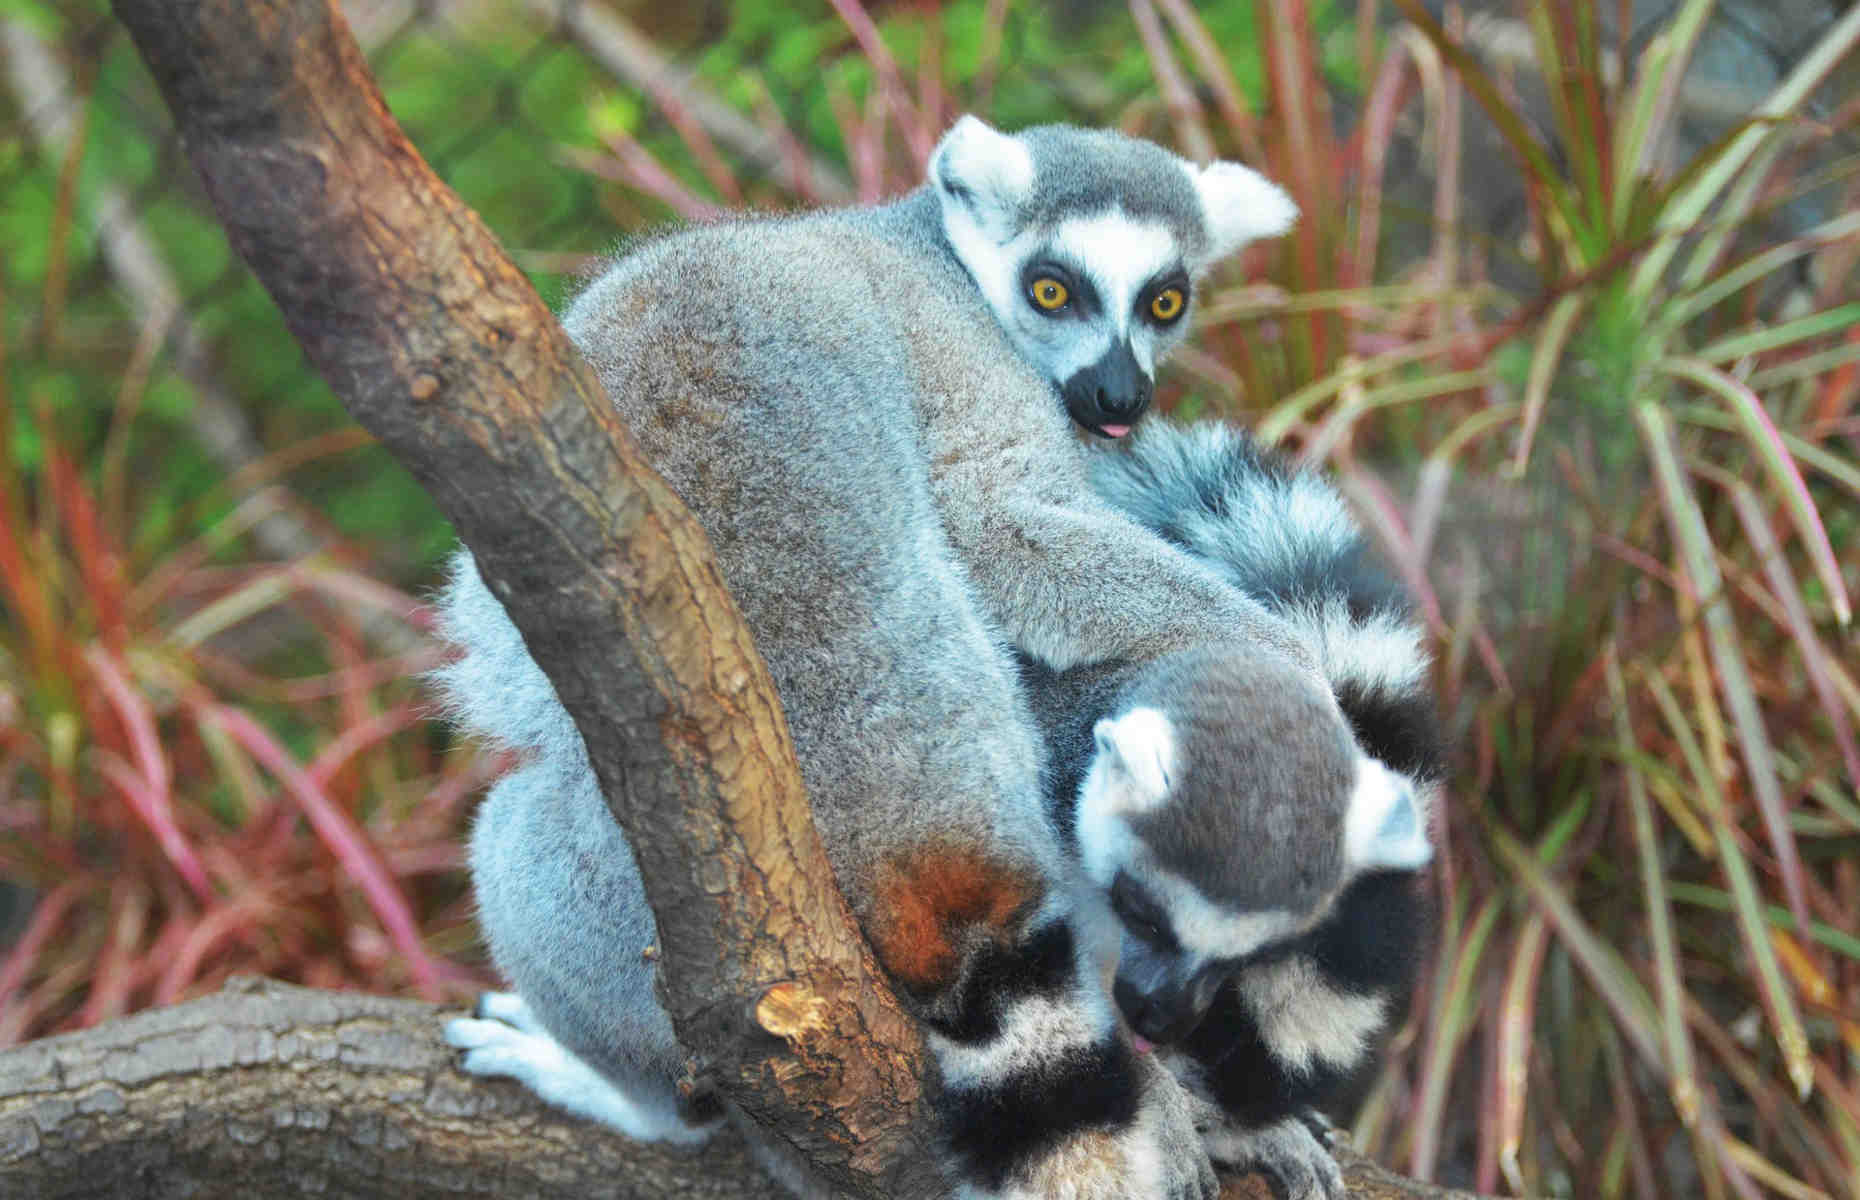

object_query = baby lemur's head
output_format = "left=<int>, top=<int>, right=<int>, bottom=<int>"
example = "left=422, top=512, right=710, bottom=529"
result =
left=1072, top=646, right=1431, bottom=1047
left=928, top=116, right=1296, bottom=439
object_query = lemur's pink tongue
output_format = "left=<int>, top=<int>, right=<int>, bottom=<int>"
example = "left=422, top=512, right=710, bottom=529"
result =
left=1101, top=424, right=1131, bottom=439
left=1132, top=1035, right=1156, bottom=1054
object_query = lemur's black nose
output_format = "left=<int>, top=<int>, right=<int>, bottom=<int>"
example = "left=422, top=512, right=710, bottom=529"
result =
left=1063, top=340, right=1152, bottom=434
left=1097, top=375, right=1152, bottom=420
left=1115, top=970, right=1212, bottom=1046
left=1118, top=990, right=1197, bottom=1046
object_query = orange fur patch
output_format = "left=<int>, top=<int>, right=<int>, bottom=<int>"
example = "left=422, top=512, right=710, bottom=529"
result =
left=869, top=846, right=1041, bottom=993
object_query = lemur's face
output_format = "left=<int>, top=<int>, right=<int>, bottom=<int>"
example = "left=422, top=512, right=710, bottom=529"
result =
left=930, top=116, right=1296, bottom=440
left=1074, top=693, right=1431, bottom=1047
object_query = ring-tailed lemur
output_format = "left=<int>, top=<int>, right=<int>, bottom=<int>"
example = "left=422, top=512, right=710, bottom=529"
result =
left=1019, top=420, right=1444, bottom=1200
left=439, top=118, right=1303, bottom=1198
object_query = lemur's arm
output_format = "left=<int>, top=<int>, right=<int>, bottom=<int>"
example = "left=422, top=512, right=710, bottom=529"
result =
left=952, top=496, right=1318, bottom=674
left=865, top=860, right=1216, bottom=1199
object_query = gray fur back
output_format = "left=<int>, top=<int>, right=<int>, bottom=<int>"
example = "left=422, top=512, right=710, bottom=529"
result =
left=560, top=206, right=1060, bottom=897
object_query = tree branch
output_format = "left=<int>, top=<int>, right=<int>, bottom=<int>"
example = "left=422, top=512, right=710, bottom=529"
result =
left=0, top=979, right=1475, bottom=1199
left=0, top=977, right=781, bottom=1199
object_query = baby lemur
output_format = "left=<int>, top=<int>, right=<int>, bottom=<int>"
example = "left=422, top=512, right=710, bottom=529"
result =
left=1022, top=420, right=1443, bottom=1200
left=439, top=117, right=1314, bottom=1199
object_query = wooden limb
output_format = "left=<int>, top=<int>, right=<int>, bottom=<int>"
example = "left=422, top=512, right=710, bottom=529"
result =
left=0, top=977, right=781, bottom=1199
left=0, top=979, right=1476, bottom=1199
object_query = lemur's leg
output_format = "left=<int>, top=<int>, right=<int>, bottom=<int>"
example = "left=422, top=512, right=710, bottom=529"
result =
left=863, top=865, right=1217, bottom=1200
left=466, top=989, right=543, bottom=1032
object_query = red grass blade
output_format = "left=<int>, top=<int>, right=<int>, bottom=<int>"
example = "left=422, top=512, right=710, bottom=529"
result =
left=0, top=879, right=83, bottom=1030
left=1130, top=0, right=1215, bottom=163
left=85, top=645, right=212, bottom=902
left=1152, top=0, right=1264, bottom=161
left=824, top=0, right=931, bottom=163
left=567, top=135, right=724, bottom=222
left=1663, top=356, right=1851, bottom=627
left=308, top=702, right=425, bottom=788
left=210, top=706, right=443, bottom=998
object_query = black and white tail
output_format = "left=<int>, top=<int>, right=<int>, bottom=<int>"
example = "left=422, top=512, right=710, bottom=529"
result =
left=1089, top=420, right=1444, bottom=785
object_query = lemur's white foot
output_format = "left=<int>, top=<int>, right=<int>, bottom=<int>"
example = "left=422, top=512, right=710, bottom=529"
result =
left=471, top=989, right=546, bottom=1033
left=446, top=992, right=713, bottom=1145
left=1204, top=1114, right=1346, bottom=1200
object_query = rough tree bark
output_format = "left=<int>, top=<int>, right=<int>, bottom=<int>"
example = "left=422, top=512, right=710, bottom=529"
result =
left=0, top=1, right=1482, bottom=1196
left=0, top=979, right=1463, bottom=1200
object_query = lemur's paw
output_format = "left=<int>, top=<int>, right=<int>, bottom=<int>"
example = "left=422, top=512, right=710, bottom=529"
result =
left=445, top=999, right=712, bottom=1145
left=1296, top=1107, right=1345, bottom=1149
left=472, top=989, right=546, bottom=1032
left=1098, top=1056, right=1219, bottom=1200
left=1204, top=1115, right=1345, bottom=1200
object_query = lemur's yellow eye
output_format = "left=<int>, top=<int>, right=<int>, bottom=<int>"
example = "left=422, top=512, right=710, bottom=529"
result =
left=1149, top=287, right=1186, bottom=322
left=1030, top=278, right=1070, bottom=311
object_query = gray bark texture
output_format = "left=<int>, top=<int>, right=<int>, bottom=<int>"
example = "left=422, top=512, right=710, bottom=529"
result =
left=0, top=978, right=1473, bottom=1200
left=0, top=978, right=779, bottom=1200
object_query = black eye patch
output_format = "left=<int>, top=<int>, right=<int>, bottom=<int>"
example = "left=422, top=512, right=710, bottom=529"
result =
left=1020, top=260, right=1101, bottom=317
left=1138, top=270, right=1191, bottom=325
left=1110, top=871, right=1178, bottom=950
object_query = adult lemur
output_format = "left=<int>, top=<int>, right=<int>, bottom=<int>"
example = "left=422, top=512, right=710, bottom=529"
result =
left=438, top=117, right=1339, bottom=1199
left=1023, top=420, right=1443, bottom=1200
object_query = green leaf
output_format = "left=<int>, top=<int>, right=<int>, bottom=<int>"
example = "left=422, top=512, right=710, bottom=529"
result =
left=1607, top=648, right=1699, bottom=1127
left=1667, top=882, right=1860, bottom=962
left=1493, top=827, right=1663, bottom=1071
left=1388, top=0, right=1586, bottom=254
left=1694, top=305, right=1860, bottom=365
left=1638, top=405, right=1816, bottom=1099
left=1628, top=6, right=1860, bottom=304
left=1660, top=355, right=1851, bottom=626
left=1510, top=292, right=1585, bottom=474
left=1677, top=404, right=1860, bottom=501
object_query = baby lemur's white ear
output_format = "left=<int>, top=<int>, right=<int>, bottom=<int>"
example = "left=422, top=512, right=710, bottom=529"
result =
left=1091, top=707, right=1177, bottom=812
left=931, top=115, right=1034, bottom=242
left=1192, top=160, right=1298, bottom=266
left=1343, top=757, right=1432, bottom=873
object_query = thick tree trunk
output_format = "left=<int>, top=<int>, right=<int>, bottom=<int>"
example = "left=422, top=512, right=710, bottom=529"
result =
left=39, top=1, right=1491, bottom=1196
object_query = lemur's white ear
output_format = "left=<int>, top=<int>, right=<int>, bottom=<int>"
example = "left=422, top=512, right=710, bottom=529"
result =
left=1192, top=160, right=1298, bottom=266
left=930, top=115, right=1034, bottom=243
left=1091, top=707, right=1177, bottom=812
left=1343, top=757, right=1432, bottom=873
